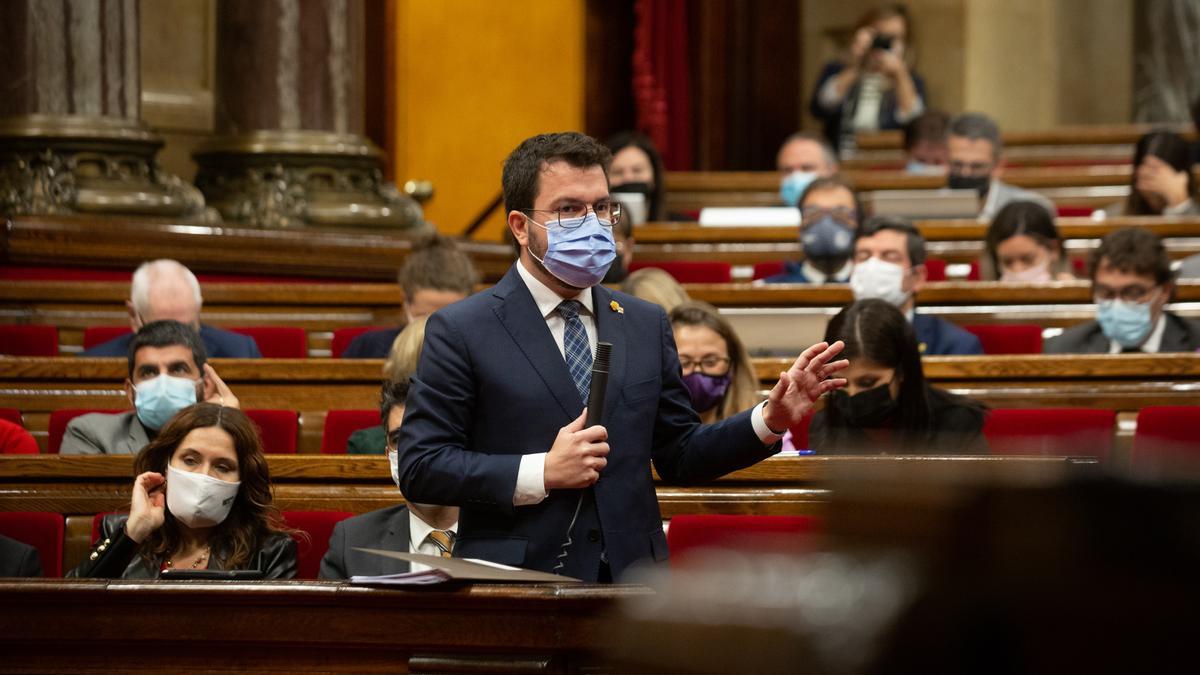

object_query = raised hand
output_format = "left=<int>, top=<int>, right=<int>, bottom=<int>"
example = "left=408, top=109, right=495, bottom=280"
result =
left=543, top=408, right=609, bottom=490
left=202, top=363, right=240, bottom=409
left=125, top=471, right=167, bottom=543
left=1136, top=155, right=1190, bottom=210
left=762, top=340, right=849, bottom=434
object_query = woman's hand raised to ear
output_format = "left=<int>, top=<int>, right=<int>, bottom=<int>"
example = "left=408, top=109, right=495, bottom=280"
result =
left=125, top=471, right=167, bottom=543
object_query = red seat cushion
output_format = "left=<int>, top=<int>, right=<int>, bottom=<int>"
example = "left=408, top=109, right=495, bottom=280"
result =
left=0, top=408, right=23, bottom=426
left=0, top=512, right=64, bottom=576
left=752, top=261, right=786, bottom=281
left=666, top=515, right=821, bottom=566
left=0, top=419, right=39, bottom=454
left=984, top=408, right=1116, bottom=462
left=331, top=327, right=389, bottom=359
left=229, top=327, right=305, bottom=358
left=628, top=261, right=733, bottom=284
left=924, top=258, right=947, bottom=281
left=282, top=510, right=354, bottom=580
left=1056, top=206, right=1095, bottom=217
left=245, top=409, right=299, bottom=455
left=83, top=326, right=132, bottom=351
left=1132, top=406, right=1200, bottom=469
left=0, top=325, right=59, bottom=356
left=48, top=409, right=126, bottom=454
left=787, top=414, right=813, bottom=451
left=963, top=324, right=1044, bottom=355
left=321, top=410, right=381, bottom=454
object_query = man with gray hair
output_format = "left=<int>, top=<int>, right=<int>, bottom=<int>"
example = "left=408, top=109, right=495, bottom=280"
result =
left=946, top=112, right=1054, bottom=222
left=82, top=259, right=262, bottom=358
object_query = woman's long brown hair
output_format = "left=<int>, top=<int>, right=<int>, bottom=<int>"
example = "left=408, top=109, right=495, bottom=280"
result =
left=132, top=403, right=286, bottom=569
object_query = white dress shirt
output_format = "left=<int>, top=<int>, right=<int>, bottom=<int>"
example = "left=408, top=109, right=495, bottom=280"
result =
left=407, top=510, right=459, bottom=573
left=512, top=259, right=782, bottom=506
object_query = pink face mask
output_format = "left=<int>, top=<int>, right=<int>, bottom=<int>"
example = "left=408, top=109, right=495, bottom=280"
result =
left=1001, top=261, right=1052, bottom=283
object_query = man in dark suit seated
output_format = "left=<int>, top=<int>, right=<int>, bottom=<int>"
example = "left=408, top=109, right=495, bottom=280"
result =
left=395, top=132, right=850, bottom=583
left=341, top=235, right=478, bottom=359
left=82, top=259, right=261, bottom=358
left=0, top=535, right=41, bottom=577
left=1046, top=227, right=1200, bottom=354
left=761, top=175, right=862, bottom=284
left=850, top=216, right=983, bottom=355
left=61, top=320, right=239, bottom=455
left=319, top=379, right=459, bottom=578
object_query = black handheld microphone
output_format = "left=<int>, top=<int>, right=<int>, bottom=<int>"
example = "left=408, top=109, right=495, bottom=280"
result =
left=585, top=342, right=612, bottom=427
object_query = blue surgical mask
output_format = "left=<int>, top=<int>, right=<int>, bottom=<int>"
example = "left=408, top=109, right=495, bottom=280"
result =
left=905, top=160, right=945, bottom=176
left=527, top=212, right=617, bottom=288
left=780, top=171, right=818, bottom=207
left=134, top=374, right=199, bottom=430
left=801, top=216, right=854, bottom=262
left=1097, top=299, right=1155, bottom=348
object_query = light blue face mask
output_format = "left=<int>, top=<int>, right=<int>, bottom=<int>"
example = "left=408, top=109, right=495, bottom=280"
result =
left=905, top=159, right=945, bottom=176
left=134, top=374, right=199, bottom=430
left=527, top=212, right=616, bottom=288
left=1097, top=299, right=1155, bottom=348
left=780, top=171, right=817, bottom=207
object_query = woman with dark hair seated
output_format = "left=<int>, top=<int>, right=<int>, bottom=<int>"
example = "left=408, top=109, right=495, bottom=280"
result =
left=982, top=201, right=1076, bottom=282
left=604, top=131, right=667, bottom=225
left=809, top=299, right=988, bottom=454
left=1119, top=130, right=1199, bottom=216
left=69, top=403, right=297, bottom=578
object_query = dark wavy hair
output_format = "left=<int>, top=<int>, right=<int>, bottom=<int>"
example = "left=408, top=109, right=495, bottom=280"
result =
left=605, top=131, right=667, bottom=222
left=983, top=200, right=1067, bottom=280
left=133, top=403, right=288, bottom=569
left=502, top=132, right=612, bottom=215
left=1125, top=130, right=1198, bottom=215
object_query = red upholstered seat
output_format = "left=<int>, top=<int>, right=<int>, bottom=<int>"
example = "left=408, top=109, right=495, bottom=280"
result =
left=1132, top=406, right=1200, bottom=469
left=82, top=326, right=132, bottom=351
left=0, top=419, right=38, bottom=454
left=0, top=408, right=23, bottom=426
left=48, top=409, right=125, bottom=454
left=282, top=510, right=354, bottom=579
left=924, top=258, right=947, bottom=281
left=787, top=414, right=813, bottom=452
left=1056, top=206, right=1096, bottom=217
left=666, top=515, right=822, bottom=565
left=321, top=410, right=380, bottom=454
left=984, top=408, right=1116, bottom=462
left=229, top=327, right=305, bottom=358
left=331, top=326, right=389, bottom=358
left=963, top=324, right=1044, bottom=355
left=245, top=409, right=299, bottom=455
left=0, top=325, right=59, bottom=356
left=0, top=512, right=65, bottom=576
left=628, top=261, right=733, bottom=283
left=752, top=261, right=786, bottom=281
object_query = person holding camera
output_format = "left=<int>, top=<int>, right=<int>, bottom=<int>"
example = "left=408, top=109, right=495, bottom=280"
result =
left=810, top=4, right=926, bottom=153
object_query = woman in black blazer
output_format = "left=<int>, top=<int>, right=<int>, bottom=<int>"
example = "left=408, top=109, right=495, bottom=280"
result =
left=70, top=403, right=296, bottom=579
left=809, top=299, right=988, bottom=454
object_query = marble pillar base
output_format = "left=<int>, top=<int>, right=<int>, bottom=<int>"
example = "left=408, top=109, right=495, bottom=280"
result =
left=193, top=130, right=422, bottom=229
left=0, top=115, right=209, bottom=220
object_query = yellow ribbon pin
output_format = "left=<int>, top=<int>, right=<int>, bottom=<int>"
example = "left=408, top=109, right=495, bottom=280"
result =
left=610, top=300, right=624, bottom=314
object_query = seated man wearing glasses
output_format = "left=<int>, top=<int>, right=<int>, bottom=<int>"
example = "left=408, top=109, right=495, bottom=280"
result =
left=761, top=175, right=861, bottom=284
left=1045, top=227, right=1200, bottom=354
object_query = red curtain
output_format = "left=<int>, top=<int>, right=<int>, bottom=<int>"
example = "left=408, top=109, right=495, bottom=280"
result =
left=632, top=0, right=692, bottom=171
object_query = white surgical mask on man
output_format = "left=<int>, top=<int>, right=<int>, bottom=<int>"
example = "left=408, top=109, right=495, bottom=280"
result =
left=850, top=257, right=911, bottom=307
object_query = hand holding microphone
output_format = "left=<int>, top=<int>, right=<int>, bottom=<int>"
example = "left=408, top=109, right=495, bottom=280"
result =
left=544, top=342, right=612, bottom=490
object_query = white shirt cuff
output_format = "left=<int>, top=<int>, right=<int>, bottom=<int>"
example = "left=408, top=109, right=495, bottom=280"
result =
left=514, top=452, right=550, bottom=506
left=1164, top=198, right=1196, bottom=216
left=751, top=401, right=784, bottom=445
left=893, top=96, right=925, bottom=124
left=817, top=76, right=845, bottom=111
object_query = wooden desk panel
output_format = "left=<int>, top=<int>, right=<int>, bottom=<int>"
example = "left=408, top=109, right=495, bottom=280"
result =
left=853, top=124, right=1197, bottom=150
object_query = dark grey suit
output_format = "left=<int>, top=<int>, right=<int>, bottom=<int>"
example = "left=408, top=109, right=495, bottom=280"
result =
left=318, top=505, right=412, bottom=579
left=1044, top=312, right=1200, bottom=354
left=0, top=534, right=42, bottom=577
left=60, top=411, right=150, bottom=455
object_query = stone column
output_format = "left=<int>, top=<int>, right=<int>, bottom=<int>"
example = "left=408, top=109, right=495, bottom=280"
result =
left=194, top=0, right=421, bottom=229
left=0, top=0, right=206, bottom=219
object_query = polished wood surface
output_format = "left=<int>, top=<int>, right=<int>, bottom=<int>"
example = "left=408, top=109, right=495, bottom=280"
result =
left=854, top=124, right=1197, bottom=150
left=0, top=579, right=642, bottom=673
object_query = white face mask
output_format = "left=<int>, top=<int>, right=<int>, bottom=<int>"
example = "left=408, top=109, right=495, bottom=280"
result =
left=387, top=448, right=400, bottom=490
left=850, top=257, right=910, bottom=307
left=166, top=465, right=241, bottom=528
left=1000, top=261, right=1052, bottom=283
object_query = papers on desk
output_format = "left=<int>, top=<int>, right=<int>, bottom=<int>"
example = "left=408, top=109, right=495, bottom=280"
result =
left=348, top=549, right=580, bottom=585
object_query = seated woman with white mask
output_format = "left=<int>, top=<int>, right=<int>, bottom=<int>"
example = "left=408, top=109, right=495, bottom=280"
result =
left=69, top=403, right=297, bottom=579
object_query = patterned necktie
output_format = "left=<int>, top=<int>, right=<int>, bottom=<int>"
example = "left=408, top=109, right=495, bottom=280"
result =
left=557, top=300, right=593, bottom=405
left=427, top=530, right=455, bottom=558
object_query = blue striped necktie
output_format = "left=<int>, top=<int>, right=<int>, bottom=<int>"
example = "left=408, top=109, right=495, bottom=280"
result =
left=557, top=300, right=593, bottom=405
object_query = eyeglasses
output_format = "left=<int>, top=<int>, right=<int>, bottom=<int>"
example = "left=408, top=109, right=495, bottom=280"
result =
left=801, top=206, right=858, bottom=227
left=679, top=356, right=731, bottom=376
left=523, top=201, right=622, bottom=228
left=1094, top=284, right=1158, bottom=304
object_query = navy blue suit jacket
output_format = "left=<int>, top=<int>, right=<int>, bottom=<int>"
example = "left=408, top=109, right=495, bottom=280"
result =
left=82, top=324, right=262, bottom=358
left=396, top=265, right=778, bottom=581
left=341, top=327, right=402, bottom=359
left=913, top=313, right=983, bottom=356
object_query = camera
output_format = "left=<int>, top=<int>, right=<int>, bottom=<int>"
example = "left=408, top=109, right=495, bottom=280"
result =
left=871, top=34, right=894, bottom=52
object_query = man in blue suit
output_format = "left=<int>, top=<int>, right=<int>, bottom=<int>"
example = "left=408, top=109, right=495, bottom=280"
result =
left=396, top=132, right=849, bottom=582
left=849, top=216, right=983, bottom=355
left=82, top=259, right=261, bottom=358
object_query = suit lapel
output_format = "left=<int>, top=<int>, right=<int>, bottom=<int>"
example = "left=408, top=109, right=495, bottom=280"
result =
left=492, top=266, right=585, bottom=421
left=1160, top=314, right=1187, bottom=352
left=125, top=414, right=149, bottom=454
left=385, top=507, right=412, bottom=573
left=590, top=285, right=628, bottom=424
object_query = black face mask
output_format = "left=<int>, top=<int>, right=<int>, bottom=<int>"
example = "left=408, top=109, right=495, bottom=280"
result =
left=830, top=383, right=898, bottom=428
left=601, top=253, right=628, bottom=283
left=947, top=173, right=990, bottom=198
left=611, top=181, right=653, bottom=196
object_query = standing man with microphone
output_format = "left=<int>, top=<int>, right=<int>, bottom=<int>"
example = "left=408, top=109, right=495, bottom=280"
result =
left=396, top=132, right=849, bottom=582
